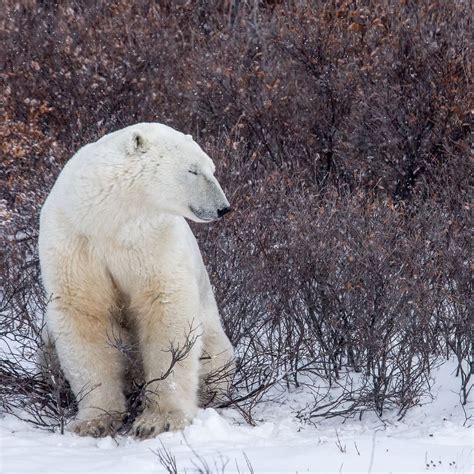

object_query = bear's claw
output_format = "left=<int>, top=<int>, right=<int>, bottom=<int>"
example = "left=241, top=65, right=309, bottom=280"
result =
left=68, top=413, right=123, bottom=438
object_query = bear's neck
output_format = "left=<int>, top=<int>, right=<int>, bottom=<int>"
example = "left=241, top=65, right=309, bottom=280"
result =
left=65, top=165, right=177, bottom=242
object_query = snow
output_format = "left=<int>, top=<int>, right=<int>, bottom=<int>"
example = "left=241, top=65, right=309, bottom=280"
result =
left=1, top=362, right=472, bottom=473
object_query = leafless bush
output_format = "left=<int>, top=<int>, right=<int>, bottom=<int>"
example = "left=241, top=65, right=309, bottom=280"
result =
left=0, top=286, right=73, bottom=432
left=1, top=0, right=471, bottom=430
left=153, top=442, right=178, bottom=474
left=152, top=440, right=255, bottom=474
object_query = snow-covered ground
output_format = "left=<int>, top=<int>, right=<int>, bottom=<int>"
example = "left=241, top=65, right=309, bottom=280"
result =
left=1, top=362, right=472, bottom=473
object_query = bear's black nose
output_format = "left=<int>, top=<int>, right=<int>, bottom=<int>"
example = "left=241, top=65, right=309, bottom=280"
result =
left=217, top=207, right=232, bottom=218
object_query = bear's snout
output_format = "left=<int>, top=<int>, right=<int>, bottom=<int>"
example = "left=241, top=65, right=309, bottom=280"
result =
left=217, top=207, right=232, bottom=218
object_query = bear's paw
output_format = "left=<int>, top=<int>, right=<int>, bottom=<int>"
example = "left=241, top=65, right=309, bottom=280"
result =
left=132, top=410, right=191, bottom=439
left=68, top=413, right=124, bottom=438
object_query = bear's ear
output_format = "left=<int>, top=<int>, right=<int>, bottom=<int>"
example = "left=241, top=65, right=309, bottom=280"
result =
left=126, top=129, right=150, bottom=155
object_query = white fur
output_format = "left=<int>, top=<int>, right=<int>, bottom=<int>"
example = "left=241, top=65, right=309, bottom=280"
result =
left=39, top=123, right=234, bottom=439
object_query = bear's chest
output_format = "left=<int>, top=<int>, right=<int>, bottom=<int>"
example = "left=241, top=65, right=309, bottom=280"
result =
left=97, top=218, right=200, bottom=297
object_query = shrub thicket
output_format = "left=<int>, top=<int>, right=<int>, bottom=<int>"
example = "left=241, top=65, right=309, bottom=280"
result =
left=1, top=0, right=471, bottom=429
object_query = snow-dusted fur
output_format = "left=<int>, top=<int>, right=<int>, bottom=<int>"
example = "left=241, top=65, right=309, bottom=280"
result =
left=38, top=123, right=234, bottom=439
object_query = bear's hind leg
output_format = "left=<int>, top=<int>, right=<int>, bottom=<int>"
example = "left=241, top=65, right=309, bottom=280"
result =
left=199, top=298, right=235, bottom=406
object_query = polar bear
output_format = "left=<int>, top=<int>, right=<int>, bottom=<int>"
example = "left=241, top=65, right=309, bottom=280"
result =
left=38, top=122, right=234, bottom=439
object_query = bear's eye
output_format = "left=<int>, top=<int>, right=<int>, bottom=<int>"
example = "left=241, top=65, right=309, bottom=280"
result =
left=188, top=169, right=200, bottom=176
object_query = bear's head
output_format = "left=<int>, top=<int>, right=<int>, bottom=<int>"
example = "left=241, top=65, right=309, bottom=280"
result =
left=115, top=123, right=231, bottom=223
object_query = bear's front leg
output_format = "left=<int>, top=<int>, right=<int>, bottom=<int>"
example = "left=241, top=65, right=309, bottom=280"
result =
left=46, top=303, right=127, bottom=438
left=130, top=282, right=202, bottom=439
